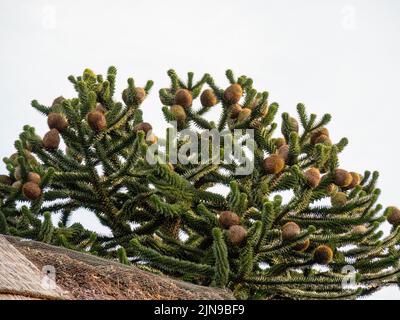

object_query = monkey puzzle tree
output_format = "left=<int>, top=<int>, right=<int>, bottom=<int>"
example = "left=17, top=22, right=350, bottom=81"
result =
left=0, top=67, right=399, bottom=299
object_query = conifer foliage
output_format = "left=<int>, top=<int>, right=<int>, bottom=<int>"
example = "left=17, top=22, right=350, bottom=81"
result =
left=1, top=67, right=400, bottom=299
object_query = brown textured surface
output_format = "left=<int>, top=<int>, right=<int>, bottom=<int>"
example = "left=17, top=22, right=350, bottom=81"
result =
left=3, top=235, right=234, bottom=300
left=0, top=235, right=67, bottom=300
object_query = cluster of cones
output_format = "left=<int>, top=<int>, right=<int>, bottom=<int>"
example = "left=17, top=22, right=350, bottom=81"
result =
left=0, top=166, right=42, bottom=201
left=41, top=88, right=158, bottom=153
left=168, top=83, right=268, bottom=127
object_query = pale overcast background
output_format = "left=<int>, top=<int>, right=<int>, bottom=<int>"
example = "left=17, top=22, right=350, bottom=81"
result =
left=1, top=0, right=399, bottom=299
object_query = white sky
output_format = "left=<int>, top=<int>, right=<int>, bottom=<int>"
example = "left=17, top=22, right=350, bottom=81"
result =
left=1, top=0, right=399, bottom=299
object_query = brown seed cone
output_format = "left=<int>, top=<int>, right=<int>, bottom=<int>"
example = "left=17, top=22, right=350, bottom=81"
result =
left=287, top=117, right=299, bottom=133
left=219, top=211, right=240, bottom=229
left=95, top=103, right=107, bottom=114
left=170, top=105, right=187, bottom=123
left=47, top=113, right=68, bottom=131
left=27, top=172, right=41, bottom=184
left=12, top=181, right=22, bottom=189
left=174, top=89, right=193, bottom=109
left=352, top=225, right=368, bottom=234
left=326, top=183, right=338, bottom=195
left=281, top=222, right=301, bottom=241
left=228, top=225, right=247, bottom=246
left=314, top=134, right=332, bottom=145
left=293, top=239, right=310, bottom=252
left=314, top=245, right=333, bottom=265
left=274, top=137, right=286, bottom=149
left=122, top=87, right=147, bottom=105
left=166, top=163, right=174, bottom=171
left=347, top=172, right=361, bottom=189
left=310, top=127, right=329, bottom=144
left=51, top=96, right=65, bottom=108
left=331, top=192, right=347, bottom=207
left=237, top=108, right=251, bottom=122
left=87, top=111, right=107, bottom=132
left=387, top=207, right=400, bottom=226
left=263, top=154, right=285, bottom=174
left=277, top=145, right=289, bottom=162
left=333, top=169, right=352, bottom=187
left=224, top=84, right=243, bottom=104
left=200, top=89, right=217, bottom=107
left=14, top=166, right=22, bottom=181
left=0, top=175, right=13, bottom=186
left=22, top=182, right=42, bottom=200
left=134, top=87, right=146, bottom=104
left=133, top=122, right=153, bottom=134
left=304, top=167, right=321, bottom=188
left=230, top=103, right=243, bottom=118
left=43, top=129, right=60, bottom=150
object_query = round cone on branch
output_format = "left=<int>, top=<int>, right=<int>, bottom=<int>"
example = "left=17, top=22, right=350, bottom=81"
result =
left=174, top=89, right=192, bottom=109
left=230, top=103, right=243, bottom=119
left=12, top=181, right=22, bottom=189
left=170, top=105, right=187, bottom=123
left=88, top=111, right=107, bottom=132
left=333, top=169, right=352, bottom=187
left=304, top=167, right=321, bottom=188
left=224, top=84, right=243, bottom=104
left=314, top=245, right=333, bottom=265
left=310, top=127, right=329, bottom=144
left=43, top=129, right=60, bottom=150
left=27, top=172, right=41, bottom=185
left=331, top=192, right=347, bottom=206
left=314, top=134, right=332, bottom=145
left=237, top=108, right=251, bottom=122
left=51, top=96, right=65, bottom=108
left=134, top=87, right=146, bottom=104
left=200, top=89, right=217, bottom=108
left=122, top=87, right=147, bottom=105
left=133, top=122, right=153, bottom=134
left=274, top=137, right=286, bottom=149
left=227, top=225, right=247, bottom=246
left=0, top=175, right=13, bottom=186
left=219, top=211, right=240, bottom=229
left=263, top=154, right=285, bottom=175
left=277, top=144, right=289, bottom=163
left=326, top=183, right=338, bottom=195
left=22, top=182, right=42, bottom=200
left=281, top=222, right=301, bottom=241
left=47, top=113, right=68, bottom=132
left=387, top=207, right=400, bottom=226
left=347, top=172, right=361, bottom=189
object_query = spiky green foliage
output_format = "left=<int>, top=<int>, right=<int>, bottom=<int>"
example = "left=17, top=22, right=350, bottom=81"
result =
left=0, top=67, right=399, bottom=300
